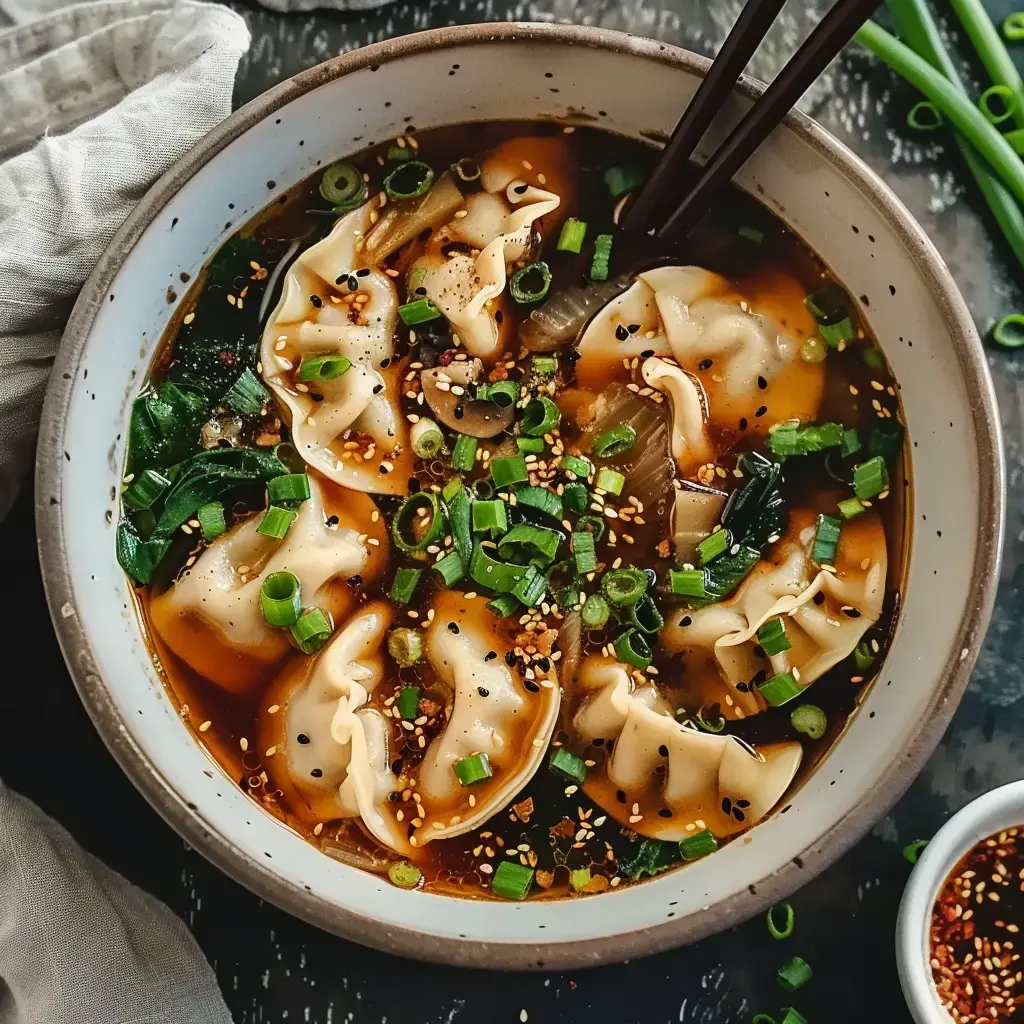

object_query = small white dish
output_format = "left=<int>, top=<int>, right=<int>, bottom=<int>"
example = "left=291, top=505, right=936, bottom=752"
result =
left=897, top=781, right=1024, bottom=1022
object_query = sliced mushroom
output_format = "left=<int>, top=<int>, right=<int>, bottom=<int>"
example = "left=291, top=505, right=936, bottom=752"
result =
left=420, top=359, right=516, bottom=438
left=672, top=484, right=728, bottom=564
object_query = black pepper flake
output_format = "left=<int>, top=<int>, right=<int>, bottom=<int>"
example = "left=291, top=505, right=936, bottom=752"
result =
left=478, top=686, right=490, bottom=697
left=310, top=295, right=322, bottom=308
left=698, top=358, right=713, bottom=371
left=347, top=574, right=363, bottom=588
left=297, top=734, right=310, bottom=745
left=615, top=324, right=629, bottom=342
left=754, top=405, right=768, bottom=418
left=505, top=651, right=517, bottom=667
left=310, top=768, right=323, bottom=778
left=447, top=621, right=460, bottom=634
left=757, top=375, right=768, bottom=390
left=484, top=651, right=497, bottom=662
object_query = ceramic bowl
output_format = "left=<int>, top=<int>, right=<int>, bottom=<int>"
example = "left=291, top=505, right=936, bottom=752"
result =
left=898, top=783, right=1024, bottom=1023
left=35, top=23, right=1003, bottom=969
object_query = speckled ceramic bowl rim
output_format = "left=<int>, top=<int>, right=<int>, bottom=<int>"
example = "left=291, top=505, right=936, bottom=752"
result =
left=35, top=23, right=1004, bottom=969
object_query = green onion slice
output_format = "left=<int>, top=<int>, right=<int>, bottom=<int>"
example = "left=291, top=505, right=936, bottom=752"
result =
left=777, top=956, right=812, bottom=993
left=520, top=395, right=561, bottom=437
left=398, top=297, right=442, bottom=326
left=679, top=828, right=718, bottom=861
left=696, top=528, right=731, bottom=567
left=514, top=485, right=563, bottom=519
left=384, top=160, right=435, bottom=200
left=468, top=543, right=530, bottom=593
left=388, top=627, right=424, bottom=667
left=853, top=455, right=889, bottom=499
left=291, top=606, right=333, bottom=654
left=490, top=455, right=529, bottom=488
left=1006, top=12, right=1024, bottom=40
left=980, top=84, right=1018, bottom=124
left=758, top=671, right=802, bottom=707
left=268, top=473, right=311, bottom=504
left=387, top=861, right=422, bottom=888
left=604, top=164, right=644, bottom=197
left=397, top=686, right=421, bottom=720
left=780, top=1011, right=808, bottom=1024
left=592, top=425, right=636, bottom=458
left=453, top=752, right=493, bottom=785
left=907, top=100, right=944, bottom=131
left=451, top=157, right=480, bottom=183
left=486, top=593, right=521, bottom=618
left=297, top=354, right=351, bottom=382
left=841, top=428, right=861, bottom=457
left=471, top=499, right=508, bottom=538
left=562, top=482, right=588, bottom=514
left=320, top=162, right=367, bottom=212
left=993, top=313, right=1024, bottom=348
left=450, top=434, right=478, bottom=473
left=590, top=233, right=613, bottom=282
left=391, top=491, right=446, bottom=555
left=509, top=261, right=552, bottom=304
left=433, top=550, right=467, bottom=586
left=811, top=513, right=841, bottom=566
left=531, top=355, right=558, bottom=376
left=868, top=420, right=905, bottom=463
left=790, top=703, right=827, bottom=740
left=511, top=565, right=547, bottom=608
left=257, top=505, right=297, bottom=539
left=549, top=747, right=587, bottom=784
left=903, top=839, right=929, bottom=864
left=626, top=594, right=663, bottom=635
left=390, top=566, right=422, bottom=604
left=196, top=501, right=226, bottom=541
left=838, top=496, right=866, bottom=519
left=572, top=530, right=597, bottom=574
left=614, top=628, right=652, bottom=669
left=387, top=145, right=413, bottom=164
left=516, top=436, right=546, bottom=454
left=766, top=901, right=795, bottom=940
left=804, top=283, right=848, bottom=324
left=411, top=418, right=444, bottom=459
left=595, top=468, right=625, bottom=496
left=477, top=380, right=520, bottom=408
left=575, top=515, right=605, bottom=541
left=669, top=568, right=709, bottom=600
left=491, top=860, right=533, bottom=900
left=819, top=317, right=854, bottom=347
left=123, top=468, right=171, bottom=511
left=569, top=867, right=592, bottom=892
left=260, top=571, right=302, bottom=626
left=601, top=567, right=648, bottom=607
left=581, top=593, right=610, bottom=629
left=556, top=217, right=587, bottom=253
left=854, top=640, right=876, bottom=673
left=224, top=367, right=269, bottom=416
left=561, top=454, right=592, bottom=479
left=757, top=618, right=791, bottom=656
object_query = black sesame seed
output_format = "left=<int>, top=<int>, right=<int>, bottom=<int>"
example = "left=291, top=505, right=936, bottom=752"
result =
left=495, top=309, right=504, bottom=325
left=326, top=515, right=340, bottom=526
left=536, top=656, right=550, bottom=672
left=616, top=789, right=627, bottom=803
left=372, top=384, right=384, bottom=394
left=335, top=275, right=348, bottom=285
left=524, top=680, right=540, bottom=693
left=755, top=405, right=768, bottom=418
left=347, top=574, right=363, bottom=588
left=454, top=404, right=464, bottom=420
left=566, top=350, right=582, bottom=363
left=615, top=324, right=629, bottom=342
left=484, top=651, right=497, bottom=662
left=380, top=357, right=391, bottom=368
left=721, top=797, right=733, bottom=814
left=738, top=417, right=748, bottom=431
left=348, top=276, right=359, bottom=291
left=478, top=686, right=490, bottom=697
left=698, top=358, right=713, bottom=370
left=732, top=808, right=746, bottom=822
left=813, top=591, right=826, bottom=605
left=658, top=744, right=669, bottom=757
left=356, top=268, right=371, bottom=277
left=297, top=734, right=310, bottom=745
left=513, top=183, right=529, bottom=195
left=736, top=682, right=749, bottom=693
left=310, top=295, right=322, bottom=308
left=379, top=465, right=390, bottom=474
left=627, top=323, right=640, bottom=334
left=641, top=349, right=654, bottom=358
left=757, top=375, right=768, bottom=390
left=658, top=808, right=673, bottom=818
left=736, top=799, right=750, bottom=808
left=680, top=615, right=692, bottom=627
left=505, top=651, right=517, bottom=667
left=842, top=608, right=862, bottom=618
left=387, top=790, right=401, bottom=802
left=447, top=621, right=460, bottom=634
left=310, top=768, right=323, bottom=778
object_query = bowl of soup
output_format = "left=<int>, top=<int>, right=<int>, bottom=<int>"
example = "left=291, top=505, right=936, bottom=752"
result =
left=36, top=23, right=1002, bottom=967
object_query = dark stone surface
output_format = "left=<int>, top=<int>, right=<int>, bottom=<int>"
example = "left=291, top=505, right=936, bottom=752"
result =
left=2, top=1, right=1023, bottom=1021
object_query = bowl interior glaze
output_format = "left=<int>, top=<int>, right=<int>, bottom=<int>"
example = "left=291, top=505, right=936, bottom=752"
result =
left=35, top=24, right=1002, bottom=969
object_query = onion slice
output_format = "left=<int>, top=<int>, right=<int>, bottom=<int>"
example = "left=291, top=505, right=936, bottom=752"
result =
left=518, top=275, right=631, bottom=351
left=672, top=485, right=728, bottom=565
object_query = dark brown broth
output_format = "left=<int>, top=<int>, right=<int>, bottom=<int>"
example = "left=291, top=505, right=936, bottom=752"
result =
left=135, top=121, right=907, bottom=898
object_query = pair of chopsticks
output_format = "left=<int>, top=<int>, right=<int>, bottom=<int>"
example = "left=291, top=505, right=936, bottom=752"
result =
left=622, top=0, right=883, bottom=241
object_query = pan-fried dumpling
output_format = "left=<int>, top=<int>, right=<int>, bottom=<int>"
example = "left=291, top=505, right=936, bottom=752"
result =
left=640, top=356, right=712, bottom=474
left=662, top=509, right=887, bottom=719
left=259, top=601, right=413, bottom=855
left=260, top=205, right=414, bottom=495
left=410, top=591, right=560, bottom=845
left=573, top=657, right=802, bottom=840
left=575, top=265, right=824, bottom=430
left=149, top=475, right=368, bottom=693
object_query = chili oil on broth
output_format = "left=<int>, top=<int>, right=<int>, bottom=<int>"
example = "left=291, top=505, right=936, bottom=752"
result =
left=125, top=120, right=907, bottom=901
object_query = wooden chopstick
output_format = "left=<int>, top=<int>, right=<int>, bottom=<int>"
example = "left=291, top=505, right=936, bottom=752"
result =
left=657, top=0, right=882, bottom=240
left=622, top=0, right=788, bottom=233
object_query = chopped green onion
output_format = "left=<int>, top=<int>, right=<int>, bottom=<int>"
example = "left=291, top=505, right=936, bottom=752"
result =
left=388, top=627, right=424, bottom=667
left=1006, top=12, right=1024, bottom=40
left=862, top=345, right=885, bottom=370
left=853, top=455, right=889, bottom=499
left=549, top=747, right=587, bottom=784
left=767, top=902, right=795, bottom=940
left=757, top=618, right=792, bottom=656
left=838, top=496, right=866, bottom=519
left=490, top=455, right=529, bottom=488
left=993, top=313, right=1024, bottom=348
left=260, top=571, right=302, bottom=626
left=758, top=672, right=802, bottom=707
left=514, top=485, right=563, bottom=519
left=679, top=829, right=718, bottom=861
left=767, top=421, right=844, bottom=456
left=516, top=437, right=546, bottom=454
left=397, top=685, right=420, bottom=720
left=449, top=484, right=473, bottom=557
left=751, top=1016, right=777, bottom=1024
left=511, top=565, right=547, bottom=607
left=268, top=473, right=311, bottom=504
left=471, top=479, right=494, bottom=500
left=694, top=705, right=726, bottom=733
left=626, top=594, right=664, bottom=635
left=291, top=607, right=333, bottom=654
left=520, top=396, right=561, bottom=436
left=319, top=162, right=367, bottom=211
left=790, top=704, right=828, bottom=740
left=696, top=528, right=731, bottom=566
left=257, top=505, right=297, bottom=539
left=433, top=550, right=467, bottom=586
left=407, top=267, right=427, bottom=297
left=387, top=861, right=422, bottom=888
left=297, top=354, right=351, bottom=382
left=471, top=499, right=508, bottom=537
left=196, top=501, right=226, bottom=541
left=559, top=585, right=582, bottom=611
left=410, top=418, right=444, bottom=459
left=738, top=225, right=765, bottom=243
left=804, top=283, right=848, bottom=323
left=509, top=261, right=552, bottom=304
left=853, top=640, right=876, bottom=672
left=561, top=454, right=592, bottom=479
left=477, top=380, right=520, bottom=407
left=468, top=543, right=530, bottom=593
left=799, top=337, right=828, bottom=364
left=601, top=567, right=648, bottom=607
left=980, top=84, right=1018, bottom=124
left=531, top=355, right=558, bottom=376
left=841, top=428, right=861, bottom=457
left=907, top=99, right=944, bottom=130
left=595, top=468, right=625, bottom=495
left=592, top=425, right=636, bottom=458
left=498, top=524, right=561, bottom=567
left=123, top=468, right=171, bottom=510
left=486, top=593, right=521, bottom=618
left=491, top=860, right=533, bottom=900
left=384, top=159, right=435, bottom=200
left=604, top=163, right=644, bottom=197
left=397, top=297, right=442, bottom=326
left=868, top=420, right=905, bottom=463
left=390, top=566, right=422, bottom=604
left=450, top=434, right=478, bottom=472
left=224, top=367, right=269, bottom=415
left=451, top=156, right=480, bottom=183
left=556, top=217, right=587, bottom=253
left=811, top=514, right=841, bottom=566
left=453, top=752, right=493, bottom=786
left=391, top=491, right=445, bottom=555
left=614, top=628, right=652, bottom=669
left=387, top=145, right=413, bottom=164
left=780, top=1011, right=808, bottom=1024
left=590, top=233, right=613, bottom=281
left=562, top=483, right=589, bottom=514
left=575, top=514, right=605, bottom=541
left=572, top=531, right=597, bottom=574
left=903, top=838, right=929, bottom=864
left=777, top=956, right=812, bottom=993
left=569, top=868, right=592, bottom=892
left=669, top=568, right=709, bottom=600
left=581, top=594, right=610, bottom=629
left=819, top=316, right=854, bottom=347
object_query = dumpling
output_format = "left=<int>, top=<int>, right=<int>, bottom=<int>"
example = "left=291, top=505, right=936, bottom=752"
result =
left=148, top=475, right=369, bottom=693
left=573, top=657, right=802, bottom=840
left=662, top=509, right=887, bottom=719
left=575, top=265, right=824, bottom=431
left=410, top=591, right=560, bottom=845
left=260, top=205, right=414, bottom=495
left=640, top=356, right=712, bottom=474
left=259, top=601, right=413, bottom=855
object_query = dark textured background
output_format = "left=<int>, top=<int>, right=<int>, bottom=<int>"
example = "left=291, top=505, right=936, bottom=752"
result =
left=4, top=1, right=1024, bottom=1020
